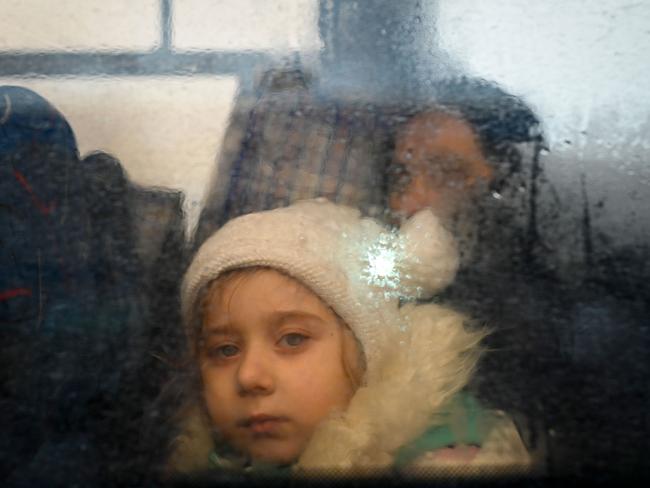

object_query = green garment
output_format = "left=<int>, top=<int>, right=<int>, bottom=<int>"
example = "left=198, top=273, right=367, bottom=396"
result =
left=394, top=391, right=496, bottom=467
left=208, top=450, right=292, bottom=478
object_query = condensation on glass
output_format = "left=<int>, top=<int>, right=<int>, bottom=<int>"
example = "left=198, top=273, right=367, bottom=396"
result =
left=1, top=0, right=648, bottom=484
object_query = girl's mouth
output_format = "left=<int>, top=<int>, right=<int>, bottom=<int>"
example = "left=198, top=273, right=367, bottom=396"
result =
left=240, top=415, right=288, bottom=434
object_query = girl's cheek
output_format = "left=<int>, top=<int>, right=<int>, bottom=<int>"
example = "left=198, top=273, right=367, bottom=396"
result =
left=202, top=374, right=230, bottom=412
left=200, top=364, right=226, bottom=394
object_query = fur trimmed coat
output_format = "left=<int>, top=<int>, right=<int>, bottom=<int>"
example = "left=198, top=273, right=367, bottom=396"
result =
left=167, top=303, right=534, bottom=478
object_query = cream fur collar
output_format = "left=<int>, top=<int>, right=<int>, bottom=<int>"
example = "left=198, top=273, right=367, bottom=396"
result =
left=294, top=302, right=485, bottom=473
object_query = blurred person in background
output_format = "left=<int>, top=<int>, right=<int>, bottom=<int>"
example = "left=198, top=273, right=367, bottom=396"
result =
left=384, top=78, right=557, bottom=472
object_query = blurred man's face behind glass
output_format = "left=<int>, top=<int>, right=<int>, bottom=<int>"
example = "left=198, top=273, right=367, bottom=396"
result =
left=388, top=110, right=494, bottom=226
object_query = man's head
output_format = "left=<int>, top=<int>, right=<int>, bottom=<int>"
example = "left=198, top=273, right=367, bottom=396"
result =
left=388, top=109, right=494, bottom=225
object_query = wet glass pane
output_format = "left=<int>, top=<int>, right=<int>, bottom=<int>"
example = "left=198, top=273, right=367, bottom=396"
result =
left=1, top=0, right=648, bottom=485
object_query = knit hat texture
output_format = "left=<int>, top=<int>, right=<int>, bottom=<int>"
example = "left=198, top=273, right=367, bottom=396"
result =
left=181, top=198, right=458, bottom=375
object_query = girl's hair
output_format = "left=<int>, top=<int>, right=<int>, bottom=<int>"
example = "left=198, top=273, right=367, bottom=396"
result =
left=197, top=265, right=367, bottom=390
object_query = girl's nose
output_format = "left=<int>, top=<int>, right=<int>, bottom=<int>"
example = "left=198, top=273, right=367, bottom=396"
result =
left=235, top=348, right=275, bottom=395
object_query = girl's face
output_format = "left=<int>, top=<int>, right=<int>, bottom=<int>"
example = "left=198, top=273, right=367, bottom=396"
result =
left=199, top=268, right=360, bottom=466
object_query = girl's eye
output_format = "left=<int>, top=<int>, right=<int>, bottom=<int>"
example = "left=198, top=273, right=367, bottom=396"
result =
left=208, top=344, right=239, bottom=359
left=279, top=333, right=308, bottom=348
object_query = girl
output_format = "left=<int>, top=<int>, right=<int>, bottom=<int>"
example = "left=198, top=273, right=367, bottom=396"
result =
left=167, top=198, right=532, bottom=478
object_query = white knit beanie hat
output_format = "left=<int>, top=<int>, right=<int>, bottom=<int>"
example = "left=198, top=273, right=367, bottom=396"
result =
left=181, top=198, right=459, bottom=376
